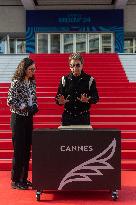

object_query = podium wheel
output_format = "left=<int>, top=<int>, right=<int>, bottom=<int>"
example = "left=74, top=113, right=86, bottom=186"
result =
left=112, top=190, right=118, bottom=200
left=36, top=192, right=41, bottom=201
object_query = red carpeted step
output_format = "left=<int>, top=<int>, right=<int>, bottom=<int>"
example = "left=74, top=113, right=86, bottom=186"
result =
left=121, top=160, right=136, bottom=170
left=96, top=102, right=136, bottom=109
left=0, top=160, right=12, bottom=171
left=0, top=110, right=10, bottom=115
left=0, top=159, right=32, bottom=171
left=0, top=92, right=8, bottom=97
left=122, top=140, right=136, bottom=150
left=97, top=97, right=136, bottom=103
left=35, top=108, right=136, bottom=115
left=91, top=115, right=136, bottom=122
left=130, top=82, right=136, bottom=87
left=0, top=124, right=11, bottom=130
left=36, top=86, right=136, bottom=92
left=35, top=70, right=126, bottom=74
left=98, top=92, right=136, bottom=97
left=3, top=90, right=136, bottom=98
left=0, top=150, right=13, bottom=159
left=0, top=139, right=13, bottom=150
left=1, top=129, right=134, bottom=140
left=35, top=70, right=126, bottom=75
left=35, top=82, right=130, bottom=87
left=37, top=102, right=136, bottom=109
left=35, top=63, right=125, bottom=68
left=100, top=85, right=136, bottom=89
left=0, top=131, right=12, bottom=139
left=0, top=87, right=10, bottom=92
left=3, top=114, right=136, bottom=123
left=122, top=150, right=136, bottom=159
left=35, top=71, right=126, bottom=75
left=32, top=115, right=136, bottom=123
left=28, top=122, right=135, bottom=130
left=35, top=96, right=136, bottom=103
left=35, top=116, right=61, bottom=123
left=0, top=150, right=32, bottom=159
left=0, top=116, right=10, bottom=123
left=36, top=100, right=136, bottom=107
left=121, top=131, right=136, bottom=139
left=1, top=122, right=136, bottom=130
left=0, top=83, right=10, bottom=87
left=93, top=123, right=136, bottom=130
left=92, top=109, right=136, bottom=115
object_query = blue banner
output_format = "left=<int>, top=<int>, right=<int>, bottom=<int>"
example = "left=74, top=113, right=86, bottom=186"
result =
left=26, top=10, right=124, bottom=53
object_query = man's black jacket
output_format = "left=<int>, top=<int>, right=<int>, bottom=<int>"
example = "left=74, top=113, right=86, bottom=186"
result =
left=56, top=71, right=99, bottom=115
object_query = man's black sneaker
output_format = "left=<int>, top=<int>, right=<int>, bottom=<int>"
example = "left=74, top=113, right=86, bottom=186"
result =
left=11, top=181, right=28, bottom=190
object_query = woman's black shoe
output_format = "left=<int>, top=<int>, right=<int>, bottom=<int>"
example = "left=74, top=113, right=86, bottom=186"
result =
left=26, top=180, right=32, bottom=187
left=11, top=181, right=28, bottom=190
left=23, top=180, right=32, bottom=187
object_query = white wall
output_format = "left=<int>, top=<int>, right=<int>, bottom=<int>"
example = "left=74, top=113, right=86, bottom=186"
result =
left=0, top=6, right=25, bottom=33
left=0, top=2, right=136, bottom=34
left=124, top=5, right=136, bottom=32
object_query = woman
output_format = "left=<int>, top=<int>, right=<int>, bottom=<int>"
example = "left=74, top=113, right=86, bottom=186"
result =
left=7, top=57, right=38, bottom=190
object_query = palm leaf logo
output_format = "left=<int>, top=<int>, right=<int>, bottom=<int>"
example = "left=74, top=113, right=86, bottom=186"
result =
left=58, top=138, right=116, bottom=190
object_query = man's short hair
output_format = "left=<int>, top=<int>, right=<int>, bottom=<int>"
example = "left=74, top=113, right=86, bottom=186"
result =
left=69, top=53, right=84, bottom=64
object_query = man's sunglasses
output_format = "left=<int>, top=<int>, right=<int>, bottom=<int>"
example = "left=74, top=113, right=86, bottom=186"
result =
left=70, top=63, right=81, bottom=68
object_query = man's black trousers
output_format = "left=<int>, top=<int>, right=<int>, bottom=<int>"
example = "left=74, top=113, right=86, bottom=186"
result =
left=10, top=113, right=33, bottom=182
left=62, top=111, right=90, bottom=126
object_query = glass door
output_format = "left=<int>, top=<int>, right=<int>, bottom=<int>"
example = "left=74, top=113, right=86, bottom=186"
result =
left=101, top=33, right=113, bottom=53
left=36, top=33, right=114, bottom=54
left=50, top=34, right=60, bottom=53
left=88, top=34, right=99, bottom=53
left=0, top=37, right=6, bottom=54
left=76, top=34, right=87, bottom=53
left=37, top=33, right=48, bottom=53
left=63, top=34, right=73, bottom=53
left=124, top=38, right=133, bottom=53
left=17, top=39, right=26, bottom=53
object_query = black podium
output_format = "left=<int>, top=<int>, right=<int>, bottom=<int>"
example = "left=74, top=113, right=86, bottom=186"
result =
left=32, top=128, right=121, bottom=201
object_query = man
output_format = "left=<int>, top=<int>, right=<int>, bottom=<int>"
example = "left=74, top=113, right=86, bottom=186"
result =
left=56, top=53, right=99, bottom=126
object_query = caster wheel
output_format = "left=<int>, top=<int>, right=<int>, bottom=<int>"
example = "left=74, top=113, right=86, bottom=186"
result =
left=112, top=190, right=118, bottom=201
left=36, top=192, right=41, bottom=201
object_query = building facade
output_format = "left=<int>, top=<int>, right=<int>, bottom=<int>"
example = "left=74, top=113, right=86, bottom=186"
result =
left=0, top=0, right=136, bottom=54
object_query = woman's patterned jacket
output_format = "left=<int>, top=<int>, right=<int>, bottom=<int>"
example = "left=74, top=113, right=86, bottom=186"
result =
left=7, top=79, right=37, bottom=116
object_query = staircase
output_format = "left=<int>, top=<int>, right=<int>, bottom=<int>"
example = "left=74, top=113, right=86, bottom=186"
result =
left=0, top=53, right=136, bottom=170
left=0, top=54, right=28, bottom=82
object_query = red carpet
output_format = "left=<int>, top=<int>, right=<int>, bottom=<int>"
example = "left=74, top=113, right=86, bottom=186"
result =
left=1, top=54, right=136, bottom=170
left=0, top=171, right=136, bottom=204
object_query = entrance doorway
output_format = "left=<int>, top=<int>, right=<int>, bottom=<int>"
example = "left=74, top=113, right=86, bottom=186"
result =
left=36, top=33, right=114, bottom=54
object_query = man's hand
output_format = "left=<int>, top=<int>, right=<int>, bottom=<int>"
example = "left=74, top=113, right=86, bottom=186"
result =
left=77, top=93, right=91, bottom=103
left=57, top=94, right=69, bottom=105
